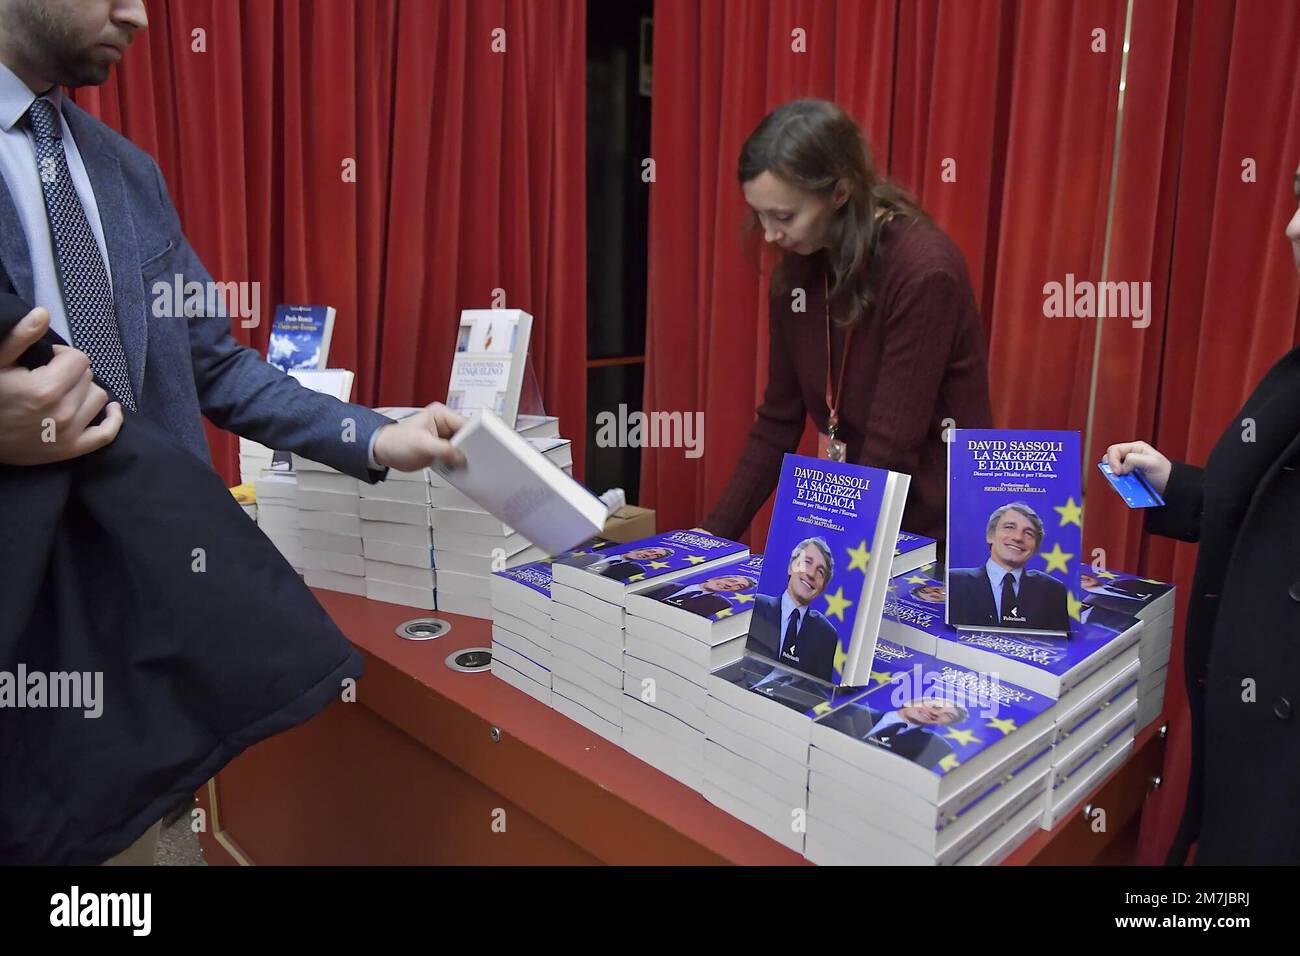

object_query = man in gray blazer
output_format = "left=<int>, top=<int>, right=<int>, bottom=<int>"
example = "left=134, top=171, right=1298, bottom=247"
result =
left=0, top=0, right=463, bottom=478
left=0, top=0, right=463, bottom=863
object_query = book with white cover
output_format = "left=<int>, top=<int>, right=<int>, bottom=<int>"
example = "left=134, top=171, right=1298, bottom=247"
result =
left=433, top=409, right=606, bottom=556
left=287, top=367, right=353, bottom=401
left=446, top=309, right=533, bottom=427
left=516, top=414, right=559, bottom=438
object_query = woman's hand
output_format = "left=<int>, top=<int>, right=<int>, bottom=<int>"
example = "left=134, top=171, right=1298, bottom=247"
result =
left=1105, top=440, right=1173, bottom=495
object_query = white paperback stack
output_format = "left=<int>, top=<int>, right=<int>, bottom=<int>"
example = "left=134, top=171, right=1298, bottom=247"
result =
left=488, top=540, right=621, bottom=707
left=1077, top=565, right=1175, bottom=730
left=704, top=653, right=852, bottom=854
left=247, top=367, right=359, bottom=580
left=254, top=471, right=302, bottom=571
left=431, top=422, right=569, bottom=620
left=353, top=407, right=435, bottom=609
left=547, top=531, right=749, bottom=747
left=293, top=454, right=363, bottom=595
left=805, top=642, right=1055, bottom=866
left=359, top=465, right=436, bottom=610
left=239, top=437, right=275, bottom=486
left=1040, top=660, right=1140, bottom=829
left=489, top=557, right=563, bottom=706
left=619, top=553, right=765, bottom=792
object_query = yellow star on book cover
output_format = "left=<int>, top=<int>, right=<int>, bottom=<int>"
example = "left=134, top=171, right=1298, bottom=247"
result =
left=1054, top=496, right=1083, bottom=527
left=684, top=555, right=707, bottom=565
left=1039, top=542, right=1074, bottom=574
left=938, top=753, right=962, bottom=773
left=986, top=716, right=1018, bottom=736
left=822, top=587, right=853, bottom=622
left=868, top=669, right=894, bottom=687
left=1139, top=577, right=1164, bottom=585
left=833, top=640, right=849, bottom=676
left=1067, top=589, right=1084, bottom=621
left=714, top=607, right=734, bottom=619
left=847, top=540, right=871, bottom=574
left=733, top=592, right=755, bottom=603
left=1095, top=568, right=1118, bottom=580
left=905, top=574, right=927, bottom=585
left=945, top=727, right=980, bottom=747
left=646, top=560, right=670, bottom=570
left=626, top=573, right=646, bottom=582
left=812, top=700, right=835, bottom=717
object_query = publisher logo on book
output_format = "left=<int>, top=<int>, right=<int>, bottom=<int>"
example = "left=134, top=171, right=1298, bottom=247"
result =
left=1042, top=273, right=1152, bottom=328
left=594, top=403, right=704, bottom=460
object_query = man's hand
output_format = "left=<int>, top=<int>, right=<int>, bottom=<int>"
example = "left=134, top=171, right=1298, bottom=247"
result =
left=0, top=307, right=123, bottom=466
left=1105, top=440, right=1172, bottom=495
left=372, top=401, right=467, bottom=472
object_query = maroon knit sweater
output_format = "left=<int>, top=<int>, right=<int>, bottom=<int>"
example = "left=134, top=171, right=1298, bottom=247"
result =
left=704, top=217, right=993, bottom=543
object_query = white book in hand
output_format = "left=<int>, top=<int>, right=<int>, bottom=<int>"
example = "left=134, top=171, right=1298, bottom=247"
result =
left=433, top=409, right=605, bottom=556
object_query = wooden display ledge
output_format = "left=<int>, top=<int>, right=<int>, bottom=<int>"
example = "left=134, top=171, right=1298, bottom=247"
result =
left=195, top=589, right=1166, bottom=865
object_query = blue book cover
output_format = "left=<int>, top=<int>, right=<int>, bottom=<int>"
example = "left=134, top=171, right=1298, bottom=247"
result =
left=710, top=653, right=852, bottom=721
left=1077, top=562, right=1173, bottom=622
left=883, top=564, right=950, bottom=653
left=267, top=304, right=334, bottom=372
left=749, top=454, right=909, bottom=688
left=945, top=430, right=1082, bottom=636
left=814, top=651, right=1054, bottom=778
left=894, top=532, right=932, bottom=557
left=492, top=538, right=614, bottom=603
left=866, top=638, right=931, bottom=686
left=632, top=553, right=764, bottom=623
left=551, top=530, right=748, bottom=602
left=935, top=612, right=1139, bottom=698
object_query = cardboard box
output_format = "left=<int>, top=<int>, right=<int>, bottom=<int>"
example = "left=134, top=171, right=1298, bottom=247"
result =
left=601, top=505, right=655, bottom=543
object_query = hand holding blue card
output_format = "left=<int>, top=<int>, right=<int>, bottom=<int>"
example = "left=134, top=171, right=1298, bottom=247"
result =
left=1096, top=459, right=1165, bottom=508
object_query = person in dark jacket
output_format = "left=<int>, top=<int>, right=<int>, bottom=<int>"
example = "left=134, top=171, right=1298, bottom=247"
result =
left=1104, top=162, right=1300, bottom=865
left=0, top=1, right=465, bottom=865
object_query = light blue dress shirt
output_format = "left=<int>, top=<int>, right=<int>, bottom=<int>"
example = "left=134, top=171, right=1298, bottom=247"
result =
left=0, top=62, right=112, bottom=345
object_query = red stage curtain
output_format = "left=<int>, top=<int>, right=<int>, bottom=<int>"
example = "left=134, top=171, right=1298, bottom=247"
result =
left=73, top=0, right=588, bottom=483
left=645, top=0, right=1125, bottom=542
left=645, top=0, right=1300, bottom=864
left=1092, top=0, right=1300, bottom=864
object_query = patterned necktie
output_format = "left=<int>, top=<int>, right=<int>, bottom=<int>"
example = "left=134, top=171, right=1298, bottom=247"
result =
left=27, top=96, right=137, bottom=410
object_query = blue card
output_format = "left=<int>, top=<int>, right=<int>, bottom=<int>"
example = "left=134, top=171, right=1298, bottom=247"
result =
left=1096, top=459, right=1165, bottom=508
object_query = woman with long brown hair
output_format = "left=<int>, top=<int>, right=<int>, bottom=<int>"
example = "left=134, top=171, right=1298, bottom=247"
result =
left=702, top=99, right=992, bottom=543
